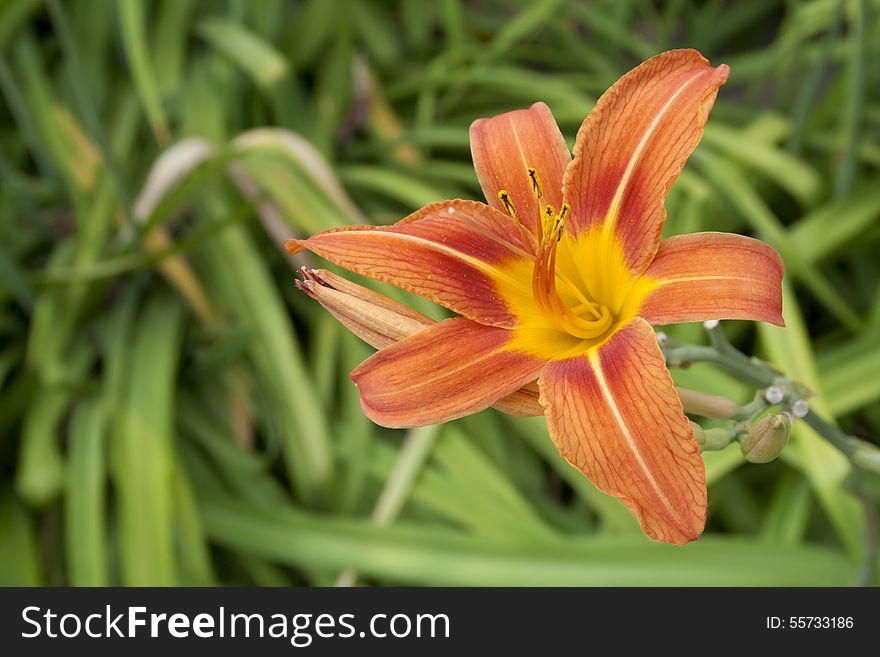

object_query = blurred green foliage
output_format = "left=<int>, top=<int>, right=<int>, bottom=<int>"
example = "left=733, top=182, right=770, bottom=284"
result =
left=1, top=0, right=879, bottom=586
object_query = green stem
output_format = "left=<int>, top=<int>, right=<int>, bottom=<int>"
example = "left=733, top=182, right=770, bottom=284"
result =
left=802, top=410, right=855, bottom=458
left=335, top=424, right=440, bottom=586
left=665, top=344, right=775, bottom=387
left=663, top=334, right=855, bottom=463
left=664, top=325, right=878, bottom=585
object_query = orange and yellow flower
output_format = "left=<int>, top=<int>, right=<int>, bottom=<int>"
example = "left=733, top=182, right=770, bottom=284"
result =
left=286, top=49, right=784, bottom=545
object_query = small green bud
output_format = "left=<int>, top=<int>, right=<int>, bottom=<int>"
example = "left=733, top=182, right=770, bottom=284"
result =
left=791, top=399, right=809, bottom=418
left=740, top=413, right=791, bottom=464
left=677, top=387, right=738, bottom=420
left=690, top=422, right=734, bottom=452
left=763, top=385, right=785, bottom=405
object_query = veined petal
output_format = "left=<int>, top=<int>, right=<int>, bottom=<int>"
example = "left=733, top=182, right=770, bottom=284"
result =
left=563, top=49, right=728, bottom=275
left=286, top=200, right=535, bottom=328
left=638, top=232, right=784, bottom=326
left=470, top=102, right=570, bottom=240
left=351, top=317, right=546, bottom=428
left=538, top=317, right=706, bottom=544
left=297, top=268, right=545, bottom=417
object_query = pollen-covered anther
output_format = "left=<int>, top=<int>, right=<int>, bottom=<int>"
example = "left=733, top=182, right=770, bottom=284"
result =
left=541, top=204, right=557, bottom=245
left=497, top=189, right=517, bottom=218
left=527, top=167, right=543, bottom=199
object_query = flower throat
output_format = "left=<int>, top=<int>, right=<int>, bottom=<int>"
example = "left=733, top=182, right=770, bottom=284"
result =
left=499, top=168, right=614, bottom=340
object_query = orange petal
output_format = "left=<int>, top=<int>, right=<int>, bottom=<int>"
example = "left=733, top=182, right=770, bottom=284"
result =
left=351, top=317, right=545, bottom=428
left=639, top=232, right=784, bottom=326
left=286, top=200, right=535, bottom=328
left=563, top=49, right=729, bottom=274
left=538, top=317, right=706, bottom=544
left=470, top=102, right=570, bottom=240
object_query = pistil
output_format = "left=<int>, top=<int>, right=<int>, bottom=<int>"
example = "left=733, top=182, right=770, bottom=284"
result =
left=531, top=203, right=613, bottom=339
left=497, top=166, right=616, bottom=340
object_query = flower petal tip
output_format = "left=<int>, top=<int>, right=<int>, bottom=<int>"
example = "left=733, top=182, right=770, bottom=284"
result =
left=640, top=233, right=786, bottom=327
left=539, top=319, right=708, bottom=546
left=350, top=377, right=411, bottom=430
left=562, top=48, right=731, bottom=272
left=284, top=238, right=305, bottom=255
left=642, top=504, right=706, bottom=546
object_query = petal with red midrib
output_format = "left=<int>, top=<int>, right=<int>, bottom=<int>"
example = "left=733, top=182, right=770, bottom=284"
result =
left=539, top=317, right=707, bottom=545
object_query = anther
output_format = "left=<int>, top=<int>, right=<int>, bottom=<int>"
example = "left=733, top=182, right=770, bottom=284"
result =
left=542, top=205, right=556, bottom=244
left=497, top=190, right=517, bottom=218
left=528, top=167, right=543, bottom=199
left=557, top=204, right=569, bottom=241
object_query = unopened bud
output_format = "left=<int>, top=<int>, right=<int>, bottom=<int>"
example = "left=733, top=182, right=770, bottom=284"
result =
left=677, top=387, right=738, bottom=420
left=740, top=413, right=791, bottom=463
left=690, top=422, right=733, bottom=451
left=703, top=319, right=719, bottom=330
left=296, top=268, right=433, bottom=350
left=295, top=269, right=545, bottom=417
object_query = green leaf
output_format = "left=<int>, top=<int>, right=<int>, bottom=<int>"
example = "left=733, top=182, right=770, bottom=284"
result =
left=788, top=181, right=880, bottom=263
left=202, top=497, right=857, bottom=586
left=112, top=292, right=185, bottom=586
left=197, top=17, right=289, bottom=90
left=197, top=219, right=335, bottom=504
left=819, top=330, right=880, bottom=415
left=0, top=490, right=42, bottom=585
left=65, top=398, right=109, bottom=586
left=118, top=0, right=170, bottom=143
left=702, top=122, right=823, bottom=206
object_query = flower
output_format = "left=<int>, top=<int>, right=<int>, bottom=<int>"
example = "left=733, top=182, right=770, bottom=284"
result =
left=286, top=49, right=784, bottom=544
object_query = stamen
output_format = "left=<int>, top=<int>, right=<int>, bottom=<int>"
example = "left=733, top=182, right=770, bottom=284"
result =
left=527, top=167, right=543, bottom=199
left=502, top=166, right=614, bottom=340
left=541, top=204, right=556, bottom=244
left=531, top=203, right=613, bottom=340
left=497, top=190, right=517, bottom=219
left=556, top=204, right=569, bottom=242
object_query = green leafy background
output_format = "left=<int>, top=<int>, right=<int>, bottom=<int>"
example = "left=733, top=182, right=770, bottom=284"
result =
left=1, top=0, right=878, bottom=586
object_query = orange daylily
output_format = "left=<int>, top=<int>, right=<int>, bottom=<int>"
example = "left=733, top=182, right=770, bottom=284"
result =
left=286, top=49, right=784, bottom=545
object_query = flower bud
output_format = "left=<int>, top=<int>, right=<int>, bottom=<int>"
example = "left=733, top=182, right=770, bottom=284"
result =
left=690, top=422, right=733, bottom=451
left=296, top=268, right=433, bottom=349
left=676, top=388, right=738, bottom=420
left=740, top=413, right=791, bottom=463
left=295, top=268, right=545, bottom=417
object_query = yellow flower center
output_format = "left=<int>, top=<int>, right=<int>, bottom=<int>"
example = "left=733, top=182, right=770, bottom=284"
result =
left=532, top=203, right=614, bottom=339
left=497, top=167, right=657, bottom=357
